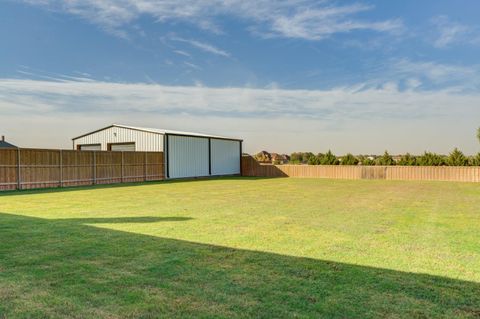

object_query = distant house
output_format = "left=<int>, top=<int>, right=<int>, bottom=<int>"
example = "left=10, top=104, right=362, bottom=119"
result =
left=0, top=136, right=17, bottom=149
left=270, top=153, right=290, bottom=164
left=254, top=151, right=290, bottom=164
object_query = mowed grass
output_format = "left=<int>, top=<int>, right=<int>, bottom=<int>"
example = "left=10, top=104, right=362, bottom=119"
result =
left=1, top=177, right=479, bottom=318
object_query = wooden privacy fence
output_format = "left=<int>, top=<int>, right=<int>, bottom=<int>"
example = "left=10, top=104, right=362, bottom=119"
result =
left=241, top=155, right=480, bottom=183
left=0, top=148, right=164, bottom=191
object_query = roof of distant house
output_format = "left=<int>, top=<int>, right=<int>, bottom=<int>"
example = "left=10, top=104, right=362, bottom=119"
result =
left=0, top=138, right=17, bottom=148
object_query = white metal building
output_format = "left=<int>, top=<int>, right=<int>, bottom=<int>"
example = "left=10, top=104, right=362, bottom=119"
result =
left=72, top=124, right=243, bottom=179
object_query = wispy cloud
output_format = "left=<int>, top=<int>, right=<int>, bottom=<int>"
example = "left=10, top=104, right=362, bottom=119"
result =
left=173, top=50, right=191, bottom=57
left=391, top=59, right=478, bottom=83
left=1, top=77, right=478, bottom=120
left=430, top=15, right=479, bottom=48
left=359, top=58, right=480, bottom=91
left=171, top=37, right=230, bottom=57
left=1, top=77, right=479, bottom=153
left=21, top=1, right=403, bottom=41
left=260, top=3, right=403, bottom=40
left=183, top=61, right=202, bottom=70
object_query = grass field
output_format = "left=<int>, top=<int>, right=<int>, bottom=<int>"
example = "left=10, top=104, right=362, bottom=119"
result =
left=1, top=177, right=479, bottom=318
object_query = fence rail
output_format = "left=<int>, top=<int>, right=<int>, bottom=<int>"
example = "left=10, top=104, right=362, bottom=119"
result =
left=241, top=156, right=480, bottom=182
left=0, top=148, right=164, bottom=191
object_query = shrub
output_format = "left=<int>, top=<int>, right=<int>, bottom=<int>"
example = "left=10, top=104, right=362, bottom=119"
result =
left=319, top=150, right=339, bottom=165
left=446, top=148, right=469, bottom=166
left=291, top=152, right=316, bottom=164
left=289, top=152, right=302, bottom=164
left=376, top=151, right=395, bottom=166
left=417, top=152, right=446, bottom=166
left=358, top=155, right=375, bottom=166
left=307, top=153, right=322, bottom=165
left=469, top=153, right=480, bottom=166
left=397, top=153, right=417, bottom=166
left=340, top=153, right=359, bottom=165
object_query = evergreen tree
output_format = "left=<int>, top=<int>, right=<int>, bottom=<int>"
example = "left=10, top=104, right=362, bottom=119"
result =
left=319, top=150, right=339, bottom=165
left=417, top=152, right=446, bottom=166
left=397, top=153, right=417, bottom=166
left=358, top=155, right=375, bottom=166
left=376, top=151, right=395, bottom=166
left=340, top=153, right=359, bottom=165
left=447, top=148, right=469, bottom=166
left=304, top=152, right=315, bottom=164
left=469, top=153, right=480, bottom=166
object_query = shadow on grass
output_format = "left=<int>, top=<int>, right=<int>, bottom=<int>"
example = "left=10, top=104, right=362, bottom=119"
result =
left=0, top=176, right=278, bottom=197
left=0, top=212, right=479, bottom=318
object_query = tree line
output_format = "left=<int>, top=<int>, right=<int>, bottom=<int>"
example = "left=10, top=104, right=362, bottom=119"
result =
left=258, top=128, right=480, bottom=166
left=288, top=149, right=480, bottom=166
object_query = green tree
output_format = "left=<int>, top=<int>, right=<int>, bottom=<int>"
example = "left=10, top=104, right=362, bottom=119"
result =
left=469, top=153, right=480, bottom=166
left=376, top=151, right=395, bottom=166
left=303, top=152, right=315, bottom=164
left=290, top=152, right=303, bottom=164
left=477, top=127, right=480, bottom=144
left=397, top=153, right=417, bottom=166
left=447, top=148, right=469, bottom=166
left=307, top=153, right=322, bottom=165
left=340, top=153, right=359, bottom=165
left=319, top=150, right=339, bottom=165
left=417, top=152, right=446, bottom=166
left=358, top=155, right=375, bottom=166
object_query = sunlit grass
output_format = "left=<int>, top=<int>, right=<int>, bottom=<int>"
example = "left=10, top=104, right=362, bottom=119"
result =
left=1, top=177, right=479, bottom=318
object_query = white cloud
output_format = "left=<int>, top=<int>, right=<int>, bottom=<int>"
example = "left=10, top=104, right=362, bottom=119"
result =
left=1, top=77, right=479, bottom=154
left=183, top=61, right=202, bottom=70
left=431, top=15, right=479, bottom=48
left=171, top=37, right=230, bottom=57
left=265, top=4, right=403, bottom=40
left=369, top=59, right=480, bottom=91
left=392, top=59, right=475, bottom=81
left=21, top=0, right=403, bottom=41
left=173, top=50, right=191, bottom=57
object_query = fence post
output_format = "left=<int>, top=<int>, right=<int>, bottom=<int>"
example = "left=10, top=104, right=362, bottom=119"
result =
left=144, top=152, right=147, bottom=181
left=17, top=148, right=21, bottom=190
left=93, top=151, right=96, bottom=185
left=121, top=151, right=124, bottom=183
left=59, top=150, right=63, bottom=188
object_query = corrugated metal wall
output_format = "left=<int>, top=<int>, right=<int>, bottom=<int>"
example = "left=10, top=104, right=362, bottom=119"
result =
left=168, top=135, right=209, bottom=178
left=73, top=126, right=163, bottom=151
left=211, top=139, right=240, bottom=175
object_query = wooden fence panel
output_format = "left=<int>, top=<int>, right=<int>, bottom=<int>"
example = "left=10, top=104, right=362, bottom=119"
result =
left=0, top=149, right=18, bottom=191
left=242, top=155, right=480, bottom=183
left=146, top=152, right=165, bottom=181
left=123, top=152, right=147, bottom=183
left=0, top=148, right=165, bottom=191
left=19, top=149, right=61, bottom=189
left=96, top=151, right=122, bottom=185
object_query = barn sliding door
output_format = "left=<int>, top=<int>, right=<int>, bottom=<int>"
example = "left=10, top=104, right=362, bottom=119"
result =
left=211, top=139, right=240, bottom=175
left=167, top=135, right=209, bottom=178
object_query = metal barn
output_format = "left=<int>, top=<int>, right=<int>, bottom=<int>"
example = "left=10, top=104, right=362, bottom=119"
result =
left=72, top=124, right=242, bottom=179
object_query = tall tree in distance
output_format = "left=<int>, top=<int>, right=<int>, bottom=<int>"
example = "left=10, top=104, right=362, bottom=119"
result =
left=477, top=127, right=480, bottom=144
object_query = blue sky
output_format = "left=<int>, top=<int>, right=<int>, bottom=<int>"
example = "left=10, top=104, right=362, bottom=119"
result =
left=1, top=0, right=480, bottom=154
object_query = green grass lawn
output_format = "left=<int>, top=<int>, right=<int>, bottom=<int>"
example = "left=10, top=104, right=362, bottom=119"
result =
left=1, top=177, right=479, bottom=318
